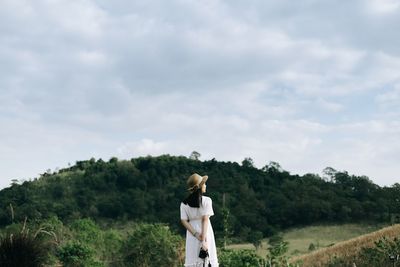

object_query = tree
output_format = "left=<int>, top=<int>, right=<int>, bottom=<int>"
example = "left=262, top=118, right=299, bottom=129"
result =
left=242, top=157, right=254, bottom=168
left=323, top=167, right=337, bottom=182
left=0, top=154, right=397, bottom=243
left=266, top=236, right=294, bottom=267
left=189, top=151, right=201, bottom=160
left=222, top=207, right=233, bottom=248
left=248, top=230, right=263, bottom=250
left=263, top=161, right=283, bottom=173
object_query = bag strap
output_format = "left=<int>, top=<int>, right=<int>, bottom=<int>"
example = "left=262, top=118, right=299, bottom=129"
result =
left=203, top=256, right=212, bottom=267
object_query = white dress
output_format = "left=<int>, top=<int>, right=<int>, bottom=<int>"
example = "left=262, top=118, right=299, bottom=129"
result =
left=180, top=196, right=219, bottom=267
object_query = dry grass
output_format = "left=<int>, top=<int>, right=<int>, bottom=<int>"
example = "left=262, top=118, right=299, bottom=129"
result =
left=290, top=224, right=400, bottom=267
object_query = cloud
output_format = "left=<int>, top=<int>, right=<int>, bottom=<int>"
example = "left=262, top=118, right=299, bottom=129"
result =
left=1, top=0, right=400, bottom=188
left=376, top=84, right=400, bottom=106
left=117, top=139, right=168, bottom=156
left=366, top=0, right=400, bottom=15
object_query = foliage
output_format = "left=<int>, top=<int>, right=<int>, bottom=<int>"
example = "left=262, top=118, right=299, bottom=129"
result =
left=248, top=230, right=263, bottom=250
left=189, top=151, right=201, bottom=160
left=308, top=242, right=316, bottom=252
left=0, top=231, right=51, bottom=267
left=218, top=248, right=265, bottom=267
left=56, top=218, right=125, bottom=266
left=102, top=229, right=124, bottom=266
left=0, top=216, right=185, bottom=267
left=121, top=223, right=184, bottom=267
left=241, top=157, right=255, bottom=168
left=266, top=238, right=301, bottom=267
left=57, top=241, right=103, bottom=267
left=297, top=225, right=400, bottom=267
left=357, top=236, right=400, bottom=267
left=222, top=206, right=233, bottom=248
left=0, top=154, right=399, bottom=243
left=326, top=255, right=349, bottom=267
left=268, top=234, right=284, bottom=247
left=70, top=219, right=101, bottom=247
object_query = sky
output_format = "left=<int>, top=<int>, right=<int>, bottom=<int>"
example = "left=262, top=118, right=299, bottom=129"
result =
left=1, top=0, right=400, bottom=189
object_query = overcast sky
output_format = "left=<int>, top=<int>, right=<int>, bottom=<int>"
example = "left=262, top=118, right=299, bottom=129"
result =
left=1, top=0, right=400, bottom=189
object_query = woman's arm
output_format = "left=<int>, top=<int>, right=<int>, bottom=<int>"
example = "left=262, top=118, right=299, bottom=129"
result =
left=200, top=215, right=209, bottom=250
left=181, top=220, right=201, bottom=240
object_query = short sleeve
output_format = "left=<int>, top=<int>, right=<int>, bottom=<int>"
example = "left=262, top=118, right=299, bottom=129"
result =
left=180, top=202, right=188, bottom=220
left=200, top=197, right=214, bottom=217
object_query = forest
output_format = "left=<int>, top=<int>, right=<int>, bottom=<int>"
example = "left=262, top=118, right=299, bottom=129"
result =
left=1, top=154, right=399, bottom=242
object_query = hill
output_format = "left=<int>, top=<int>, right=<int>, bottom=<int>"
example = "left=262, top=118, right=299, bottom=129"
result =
left=0, top=155, right=399, bottom=243
left=290, top=223, right=400, bottom=266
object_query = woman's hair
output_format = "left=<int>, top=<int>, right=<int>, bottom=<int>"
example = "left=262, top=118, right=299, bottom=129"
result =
left=183, top=188, right=203, bottom=208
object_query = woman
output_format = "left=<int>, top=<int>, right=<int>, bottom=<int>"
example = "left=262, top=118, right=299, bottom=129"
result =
left=180, top=173, right=219, bottom=267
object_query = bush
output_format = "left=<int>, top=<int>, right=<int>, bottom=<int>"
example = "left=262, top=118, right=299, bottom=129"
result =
left=324, top=236, right=400, bottom=267
left=57, top=241, right=103, bottom=267
left=308, top=242, right=316, bottom=251
left=0, top=232, right=50, bottom=267
left=266, top=239, right=301, bottom=267
left=218, top=249, right=265, bottom=267
left=121, top=223, right=184, bottom=267
left=70, top=218, right=101, bottom=245
left=357, top=236, right=400, bottom=267
left=102, top=229, right=124, bottom=266
left=326, top=255, right=349, bottom=267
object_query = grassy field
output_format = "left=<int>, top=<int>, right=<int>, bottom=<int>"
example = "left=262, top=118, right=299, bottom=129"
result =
left=291, top=223, right=400, bottom=267
left=226, top=222, right=390, bottom=258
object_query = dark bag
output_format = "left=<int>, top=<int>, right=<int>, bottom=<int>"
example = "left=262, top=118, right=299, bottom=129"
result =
left=199, top=247, right=209, bottom=259
left=199, top=247, right=211, bottom=267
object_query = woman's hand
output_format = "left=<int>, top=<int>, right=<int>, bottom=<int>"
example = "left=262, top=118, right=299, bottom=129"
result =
left=201, top=240, right=208, bottom=251
left=199, top=233, right=208, bottom=242
left=199, top=233, right=204, bottom=240
left=194, top=232, right=201, bottom=241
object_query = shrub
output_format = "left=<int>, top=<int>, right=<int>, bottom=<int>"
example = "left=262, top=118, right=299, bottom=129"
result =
left=326, top=255, right=348, bottom=267
left=357, top=236, right=400, bottom=267
left=121, top=223, right=184, bottom=267
left=70, top=218, right=101, bottom=245
left=324, top=236, right=400, bottom=267
left=218, top=249, right=265, bottom=267
left=56, top=241, right=103, bottom=267
left=266, top=239, right=301, bottom=267
left=102, top=229, right=124, bottom=266
left=0, top=232, right=49, bottom=267
left=290, top=224, right=400, bottom=266
left=308, top=243, right=316, bottom=251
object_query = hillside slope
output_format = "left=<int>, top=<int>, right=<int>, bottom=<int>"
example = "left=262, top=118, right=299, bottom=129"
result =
left=0, top=155, right=399, bottom=243
left=291, top=224, right=400, bottom=266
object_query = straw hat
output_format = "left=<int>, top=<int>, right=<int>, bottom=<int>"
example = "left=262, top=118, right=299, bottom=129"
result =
left=187, top=173, right=208, bottom=192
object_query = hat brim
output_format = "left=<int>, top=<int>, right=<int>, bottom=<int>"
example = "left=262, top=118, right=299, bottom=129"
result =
left=198, top=175, right=208, bottom=187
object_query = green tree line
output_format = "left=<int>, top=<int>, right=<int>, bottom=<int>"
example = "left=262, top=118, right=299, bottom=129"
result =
left=1, top=155, right=399, bottom=242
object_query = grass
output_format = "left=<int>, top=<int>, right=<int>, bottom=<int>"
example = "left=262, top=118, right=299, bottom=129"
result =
left=290, top=223, right=400, bottom=267
left=283, top=222, right=388, bottom=256
left=226, top=222, right=389, bottom=258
